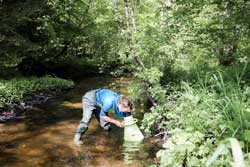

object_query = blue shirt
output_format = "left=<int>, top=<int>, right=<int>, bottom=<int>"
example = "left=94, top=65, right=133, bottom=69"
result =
left=95, top=89, right=125, bottom=118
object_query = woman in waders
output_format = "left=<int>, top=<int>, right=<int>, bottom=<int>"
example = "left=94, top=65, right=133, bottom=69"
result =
left=73, top=88, right=133, bottom=146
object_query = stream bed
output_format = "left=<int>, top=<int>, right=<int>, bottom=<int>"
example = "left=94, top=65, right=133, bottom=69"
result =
left=0, top=76, right=158, bottom=167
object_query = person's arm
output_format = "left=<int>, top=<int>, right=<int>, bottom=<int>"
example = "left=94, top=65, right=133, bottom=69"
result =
left=100, top=116, right=124, bottom=128
left=99, top=98, right=124, bottom=128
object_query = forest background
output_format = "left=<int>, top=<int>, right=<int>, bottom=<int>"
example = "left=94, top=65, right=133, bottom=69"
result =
left=1, top=0, right=250, bottom=166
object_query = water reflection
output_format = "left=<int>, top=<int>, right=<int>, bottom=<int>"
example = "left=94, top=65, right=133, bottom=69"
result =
left=122, top=141, right=144, bottom=164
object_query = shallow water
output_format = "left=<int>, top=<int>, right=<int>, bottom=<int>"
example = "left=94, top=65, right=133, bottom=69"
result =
left=0, top=77, right=157, bottom=167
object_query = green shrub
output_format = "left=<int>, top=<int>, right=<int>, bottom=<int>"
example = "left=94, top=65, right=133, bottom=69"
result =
left=140, top=71, right=250, bottom=166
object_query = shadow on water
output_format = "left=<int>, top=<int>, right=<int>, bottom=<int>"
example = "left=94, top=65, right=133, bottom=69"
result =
left=0, top=76, right=158, bottom=167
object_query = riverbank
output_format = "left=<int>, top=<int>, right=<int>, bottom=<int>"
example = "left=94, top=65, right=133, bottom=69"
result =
left=0, top=77, right=74, bottom=122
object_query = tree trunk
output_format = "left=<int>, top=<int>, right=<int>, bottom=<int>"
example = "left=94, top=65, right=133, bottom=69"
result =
left=123, top=0, right=157, bottom=107
left=130, top=1, right=137, bottom=33
left=124, top=0, right=131, bottom=33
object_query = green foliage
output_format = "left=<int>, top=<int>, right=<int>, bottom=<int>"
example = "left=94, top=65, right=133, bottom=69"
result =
left=141, top=105, right=167, bottom=133
left=0, top=0, right=125, bottom=76
left=140, top=70, right=250, bottom=166
left=2, top=0, right=250, bottom=166
left=121, top=1, right=250, bottom=166
left=127, top=80, right=146, bottom=102
left=40, top=0, right=127, bottom=72
left=136, top=67, right=163, bottom=85
left=157, top=130, right=212, bottom=167
left=206, top=138, right=245, bottom=167
left=134, top=67, right=166, bottom=103
left=0, top=77, right=74, bottom=108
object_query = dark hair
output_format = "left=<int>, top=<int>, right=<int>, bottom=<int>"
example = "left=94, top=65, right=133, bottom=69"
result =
left=118, top=96, right=133, bottom=111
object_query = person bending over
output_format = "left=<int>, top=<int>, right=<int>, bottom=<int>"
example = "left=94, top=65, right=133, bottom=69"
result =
left=73, top=88, right=133, bottom=146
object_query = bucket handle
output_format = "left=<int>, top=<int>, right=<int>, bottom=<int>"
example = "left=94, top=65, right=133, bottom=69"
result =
left=122, top=118, right=138, bottom=127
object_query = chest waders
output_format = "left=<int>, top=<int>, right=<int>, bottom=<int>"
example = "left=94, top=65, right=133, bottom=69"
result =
left=73, top=89, right=110, bottom=146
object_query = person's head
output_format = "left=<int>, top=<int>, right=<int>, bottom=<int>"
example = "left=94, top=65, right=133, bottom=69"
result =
left=117, top=95, right=133, bottom=113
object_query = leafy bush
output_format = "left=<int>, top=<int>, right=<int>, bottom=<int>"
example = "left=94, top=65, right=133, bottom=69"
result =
left=140, top=71, right=250, bottom=166
left=157, top=130, right=213, bottom=167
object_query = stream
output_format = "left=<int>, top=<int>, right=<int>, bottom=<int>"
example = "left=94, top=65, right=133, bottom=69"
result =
left=0, top=76, right=158, bottom=167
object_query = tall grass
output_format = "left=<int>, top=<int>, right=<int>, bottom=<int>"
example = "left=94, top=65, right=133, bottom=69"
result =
left=211, top=70, right=250, bottom=149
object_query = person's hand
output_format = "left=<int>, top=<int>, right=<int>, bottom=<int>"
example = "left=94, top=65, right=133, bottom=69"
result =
left=114, top=120, right=124, bottom=128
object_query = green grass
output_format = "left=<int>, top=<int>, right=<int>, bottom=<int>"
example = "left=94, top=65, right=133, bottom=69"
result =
left=0, top=76, right=74, bottom=108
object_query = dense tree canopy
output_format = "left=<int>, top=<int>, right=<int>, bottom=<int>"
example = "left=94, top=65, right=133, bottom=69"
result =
left=2, top=0, right=250, bottom=73
left=1, top=0, right=250, bottom=166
